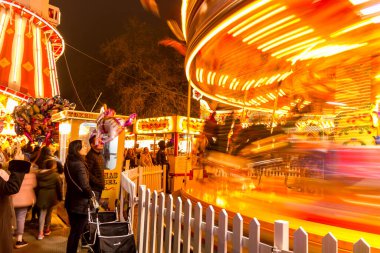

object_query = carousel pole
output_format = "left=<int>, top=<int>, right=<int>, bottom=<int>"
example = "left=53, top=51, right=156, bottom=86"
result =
left=185, top=82, right=191, bottom=185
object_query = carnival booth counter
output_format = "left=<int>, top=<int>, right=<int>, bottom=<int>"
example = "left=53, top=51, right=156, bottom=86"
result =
left=133, top=116, right=204, bottom=192
left=52, top=110, right=132, bottom=215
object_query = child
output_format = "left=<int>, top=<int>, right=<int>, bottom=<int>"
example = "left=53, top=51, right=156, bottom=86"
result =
left=36, top=159, right=63, bottom=240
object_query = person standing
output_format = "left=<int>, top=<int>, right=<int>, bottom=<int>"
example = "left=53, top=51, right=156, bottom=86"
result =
left=140, top=147, right=154, bottom=167
left=156, top=140, right=170, bottom=193
left=36, top=159, right=62, bottom=240
left=12, top=165, right=37, bottom=248
left=86, top=136, right=105, bottom=202
left=64, top=140, right=92, bottom=253
left=0, top=160, right=30, bottom=253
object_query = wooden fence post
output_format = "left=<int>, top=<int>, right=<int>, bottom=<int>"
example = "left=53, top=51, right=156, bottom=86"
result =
left=274, top=220, right=289, bottom=251
left=157, top=192, right=165, bottom=253
left=137, top=185, right=146, bottom=253
left=248, top=218, right=260, bottom=253
left=183, top=199, right=192, bottom=253
left=233, top=213, right=243, bottom=253
left=164, top=195, right=173, bottom=253
left=353, top=239, right=370, bottom=253
left=142, top=188, right=151, bottom=253
left=194, top=202, right=203, bottom=253
left=173, top=197, right=183, bottom=253
left=322, top=233, right=337, bottom=253
left=218, top=210, right=228, bottom=253
left=294, top=227, right=308, bottom=253
left=205, top=205, right=215, bottom=253
left=149, top=191, right=158, bottom=253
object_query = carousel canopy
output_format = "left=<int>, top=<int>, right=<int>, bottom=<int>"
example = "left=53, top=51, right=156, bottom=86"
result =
left=179, top=0, right=380, bottom=114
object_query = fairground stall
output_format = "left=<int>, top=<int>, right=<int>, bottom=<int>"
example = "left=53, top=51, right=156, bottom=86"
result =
left=52, top=110, right=133, bottom=211
left=131, top=115, right=204, bottom=192
left=0, top=89, right=29, bottom=154
left=0, top=0, right=63, bottom=154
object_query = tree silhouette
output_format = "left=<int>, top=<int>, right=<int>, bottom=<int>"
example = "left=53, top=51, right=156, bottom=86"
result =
left=101, top=18, right=199, bottom=118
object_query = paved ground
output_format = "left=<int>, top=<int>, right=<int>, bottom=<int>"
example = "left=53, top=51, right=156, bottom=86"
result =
left=14, top=209, right=87, bottom=253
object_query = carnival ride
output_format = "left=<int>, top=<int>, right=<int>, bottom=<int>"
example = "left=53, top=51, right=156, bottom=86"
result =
left=140, top=0, right=380, bottom=250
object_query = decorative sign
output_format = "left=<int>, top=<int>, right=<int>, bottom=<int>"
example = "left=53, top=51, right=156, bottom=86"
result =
left=135, top=117, right=173, bottom=134
left=177, top=116, right=204, bottom=134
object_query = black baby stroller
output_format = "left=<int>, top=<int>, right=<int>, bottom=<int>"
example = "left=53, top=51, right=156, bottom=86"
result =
left=85, top=200, right=136, bottom=253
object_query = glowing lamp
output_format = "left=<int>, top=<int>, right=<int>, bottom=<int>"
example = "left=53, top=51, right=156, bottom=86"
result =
left=59, top=122, right=71, bottom=135
left=5, top=98, right=18, bottom=114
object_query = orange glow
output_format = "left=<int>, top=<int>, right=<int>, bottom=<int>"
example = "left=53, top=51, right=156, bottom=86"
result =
left=243, top=15, right=295, bottom=42
left=331, top=15, right=380, bottom=37
left=231, top=5, right=287, bottom=37
left=228, top=1, right=275, bottom=35
left=360, top=3, right=380, bottom=15
left=289, top=43, right=368, bottom=62
left=349, top=0, right=370, bottom=5
left=272, top=37, right=324, bottom=58
left=261, top=27, right=314, bottom=52
left=247, top=18, right=301, bottom=45
left=181, top=0, right=188, bottom=41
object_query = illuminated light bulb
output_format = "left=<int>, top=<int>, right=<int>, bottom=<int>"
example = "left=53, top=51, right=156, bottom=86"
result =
left=233, top=81, right=240, bottom=90
left=207, top=71, right=212, bottom=85
left=181, top=0, right=188, bottom=41
left=228, top=2, right=277, bottom=34
left=196, top=68, right=200, bottom=82
left=211, top=72, right=216, bottom=85
left=349, top=0, right=369, bottom=5
left=247, top=18, right=300, bottom=45
left=222, top=75, right=229, bottom=87
left=218, top=74, right=224, bottom=86
left=243, top=15, right=295, bottom=42
left=229, top=78, right=237, bottom=89
left=245, top=80, right=256, bottom=90
left=288, top=43, right=367, bottom=61
left=261, top=28, right=314, bottom=52
left=199, top=68, right=204, bottom=83
left=258, top=26, right=309, bottom=50
left=331, top=15, right=380, bottom=37
left=360, top=3, right=380, bottom=15
left=242, top=81, right=250, bottom=90
left=375, top=74, right=380, bottom=80
left=272, top=37, right=323, bottom=57
left=232, top=5, right=287, bottom=37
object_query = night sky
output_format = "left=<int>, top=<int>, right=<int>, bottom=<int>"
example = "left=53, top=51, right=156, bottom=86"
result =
left=49, top=0, right=167, bottom=111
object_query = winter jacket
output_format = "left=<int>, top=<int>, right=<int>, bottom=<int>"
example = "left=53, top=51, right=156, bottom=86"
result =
left=36, top=169, right=62, bottom=209
left=156, top=149, right=167, bottom=165
left=0, top=172, right=24, bottom=253
left=64, top=156, right=92, bottom=214
left=86, top=149, right=105, bottom=192
left=12, top=172, right=37, bottom=208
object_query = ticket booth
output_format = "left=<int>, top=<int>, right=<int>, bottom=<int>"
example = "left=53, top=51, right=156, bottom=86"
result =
left=133, top=116, right=204, bottom=192
left=52, top=110, right=131, bottom=213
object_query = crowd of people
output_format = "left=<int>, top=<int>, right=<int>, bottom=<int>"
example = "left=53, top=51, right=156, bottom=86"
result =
left=123, top=146, right=157, bottom=169
left=0, top=135, right=172, bottom=253
left=0, top=142, right=63, bottom=252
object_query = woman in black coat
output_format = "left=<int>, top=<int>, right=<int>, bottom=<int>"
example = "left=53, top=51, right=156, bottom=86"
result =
left=64, top=140, right=92, bottom=253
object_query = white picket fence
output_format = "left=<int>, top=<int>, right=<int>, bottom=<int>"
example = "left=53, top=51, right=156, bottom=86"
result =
left=135, top=185, right=372, bottom=253
left=119, top=165, right=166, bottom=226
